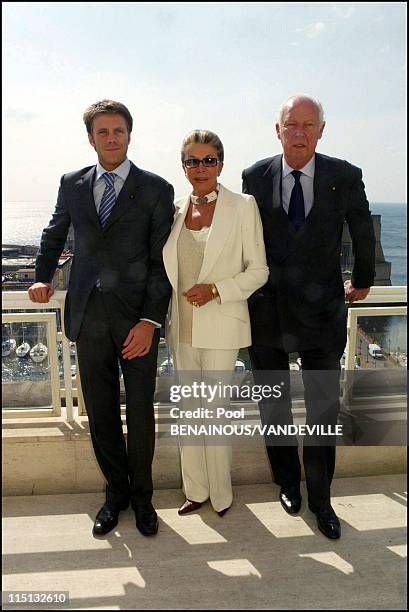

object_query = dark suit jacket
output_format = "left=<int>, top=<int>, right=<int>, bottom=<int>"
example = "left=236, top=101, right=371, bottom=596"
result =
left=35, top=162, right=174, bottom=341
left=242, top=153, right=376, bottom=353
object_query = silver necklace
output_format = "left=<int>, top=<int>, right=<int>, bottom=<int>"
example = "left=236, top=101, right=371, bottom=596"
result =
left=190, top=186, right=219, bottom=205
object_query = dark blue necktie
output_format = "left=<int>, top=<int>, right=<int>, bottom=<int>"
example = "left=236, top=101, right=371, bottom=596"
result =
left=95, top=172, right=116, bottom=289
left=98, top=172, right=117, bottom=227
left=288, top=170, right=305, bottom=230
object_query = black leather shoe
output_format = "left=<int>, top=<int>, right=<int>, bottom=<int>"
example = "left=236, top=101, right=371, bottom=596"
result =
left=311, top=506, right=341, bottom=539
left=279, top=486, right=302, bottom=515
left=178, top=499, right=202, bottom=515
left=217, top=506, right=231, bottom=517
left=93, top=502, right=128, bottom=536
left=134, top=503, right=159, bottom=536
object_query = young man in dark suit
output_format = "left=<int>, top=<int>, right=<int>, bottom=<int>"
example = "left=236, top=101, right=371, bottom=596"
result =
left=28, top=100, right=174, bottom=537
left=242, top=94, right=375, bottom=539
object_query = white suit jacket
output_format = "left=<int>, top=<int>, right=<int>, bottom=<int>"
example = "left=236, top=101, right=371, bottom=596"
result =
left=163, top=184, right=269, bottom=351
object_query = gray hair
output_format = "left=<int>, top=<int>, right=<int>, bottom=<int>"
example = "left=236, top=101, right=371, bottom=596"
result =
left=181, top=129, right=224, bottom=163
left=277, top=94, right=325, bottom=127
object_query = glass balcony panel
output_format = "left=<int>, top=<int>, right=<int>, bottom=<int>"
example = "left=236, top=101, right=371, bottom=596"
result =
left=1, top=289, right=407, bottom=421
left=2, top=313, right=60, bottom=414
left=350, top=314, right=407, bottom=398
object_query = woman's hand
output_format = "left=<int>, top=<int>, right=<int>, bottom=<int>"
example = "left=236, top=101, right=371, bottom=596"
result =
left=184, top=284, right=214, bottom=307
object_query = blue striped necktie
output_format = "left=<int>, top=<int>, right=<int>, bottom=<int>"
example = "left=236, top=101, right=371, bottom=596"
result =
left=98, top=172, right=117, bottom=227
left=288, top=170, right=305, bottom=230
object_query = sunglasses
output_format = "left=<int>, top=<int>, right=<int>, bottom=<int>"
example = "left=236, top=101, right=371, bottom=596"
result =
left=183, top=157, right=219, bottom=168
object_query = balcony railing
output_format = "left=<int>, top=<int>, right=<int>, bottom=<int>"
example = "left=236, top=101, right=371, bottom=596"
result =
left=2, top=287, right=407, bottom=424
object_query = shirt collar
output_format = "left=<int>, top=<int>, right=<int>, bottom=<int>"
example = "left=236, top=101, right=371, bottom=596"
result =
left=282, top=154, right=315, bottom=179
left=95, top=157, right=131, bottom=182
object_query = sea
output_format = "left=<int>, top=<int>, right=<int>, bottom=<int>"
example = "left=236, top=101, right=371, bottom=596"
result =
left=2, top=201, right=407, bottom=285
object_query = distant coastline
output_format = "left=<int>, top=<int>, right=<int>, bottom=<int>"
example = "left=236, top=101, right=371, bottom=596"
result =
left=370, top=203, right=407, bottom=286
left=3, top=201, right=407, bottom=285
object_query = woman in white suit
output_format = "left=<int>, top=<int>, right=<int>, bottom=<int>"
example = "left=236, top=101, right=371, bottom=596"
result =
left=163, top=130, right=268, bottom=516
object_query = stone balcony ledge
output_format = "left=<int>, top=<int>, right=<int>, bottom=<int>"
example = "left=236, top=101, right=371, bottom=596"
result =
left=2, top=407, right=407, bottom=497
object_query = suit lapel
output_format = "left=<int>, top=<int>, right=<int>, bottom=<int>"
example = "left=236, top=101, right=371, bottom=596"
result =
left=311, top=153, right=337, bottom=218
left=103, top=163, right=143, bottom=231
left=164, top=185, right=237, bottom=287
left=75, top=162, right=146, bottom=232
left=284, top=153, right=338, bottom=257
left=268, top=156, right=284, bottom=211
left=76, top=167, right=101, bottom=230
left=197, top=185, right=234, bottom=283
left=162, top=195, right=190, bottom=291
left=262, top=155, right=294, bottom=234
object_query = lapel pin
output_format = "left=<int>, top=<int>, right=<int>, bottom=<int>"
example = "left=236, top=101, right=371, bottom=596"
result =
left=130, top=194, right=135, bottom=199
left=332, top=186, right=336, bottom=191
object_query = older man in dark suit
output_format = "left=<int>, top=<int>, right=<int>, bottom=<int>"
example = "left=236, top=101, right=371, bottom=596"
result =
left=242, top=94, right=375, bottom=539
left=29, top=100, right=174, bottom=537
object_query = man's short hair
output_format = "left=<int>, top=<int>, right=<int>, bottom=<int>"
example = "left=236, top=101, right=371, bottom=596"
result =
left=83, top=99, right=133, bottom=134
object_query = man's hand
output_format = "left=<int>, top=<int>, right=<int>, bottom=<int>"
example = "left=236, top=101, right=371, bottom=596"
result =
left=183, top=284, right=214, bottom=307
left=344, top=280, right=370, bottom=303
left=122, top=320, right=155, bottom=359
left=28, top=282, right=54, bottom=303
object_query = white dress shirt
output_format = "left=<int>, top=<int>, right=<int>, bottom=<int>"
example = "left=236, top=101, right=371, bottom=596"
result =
left=281, top=155, right=315, bottom=218
left=94, top=157, right=160, bottom=328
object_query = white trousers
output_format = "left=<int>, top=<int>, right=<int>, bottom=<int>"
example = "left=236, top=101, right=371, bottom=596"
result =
left=173, top=343, right=238, bottom=512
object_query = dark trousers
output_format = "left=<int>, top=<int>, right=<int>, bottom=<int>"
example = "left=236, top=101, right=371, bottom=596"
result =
left=76, top=288, right=159, bottom=508
left=249, top=345, right=343, bottom=511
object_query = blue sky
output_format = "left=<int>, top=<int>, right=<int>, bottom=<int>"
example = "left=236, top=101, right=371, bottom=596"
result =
left=3, top=2, right=407, bottom=202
